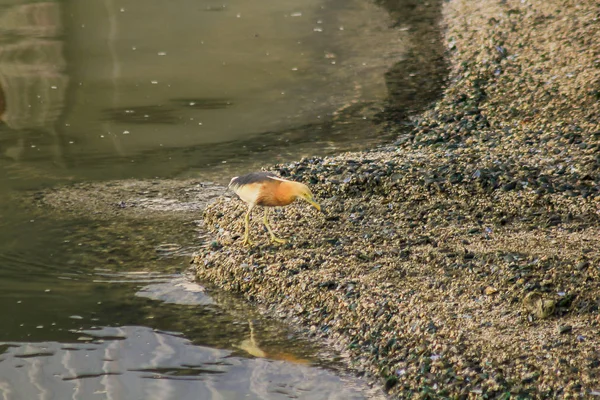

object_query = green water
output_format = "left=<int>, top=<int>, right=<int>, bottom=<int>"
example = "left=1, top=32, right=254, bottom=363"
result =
left=0, top=0, right=408, bottom=398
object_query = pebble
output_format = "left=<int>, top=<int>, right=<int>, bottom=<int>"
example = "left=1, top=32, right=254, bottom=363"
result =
left=558, top=325, right=573, bottom=335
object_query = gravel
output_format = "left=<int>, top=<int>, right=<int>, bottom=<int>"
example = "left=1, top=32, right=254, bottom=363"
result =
left=194, top=0, right=600, bottom=397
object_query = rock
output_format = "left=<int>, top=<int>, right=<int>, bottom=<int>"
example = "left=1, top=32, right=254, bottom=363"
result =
left=557, top=325, right=572, bottom=334
left=523, top=292, right=555, bottom=319
left=484, top=286, right=498, bottom=295
left=502, top=181, right=517, bottom=191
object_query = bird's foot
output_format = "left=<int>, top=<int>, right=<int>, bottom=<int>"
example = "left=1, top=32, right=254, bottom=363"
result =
left=242, top=237, right=254, bottom=246
left=270, top=235, right=287, bottom=244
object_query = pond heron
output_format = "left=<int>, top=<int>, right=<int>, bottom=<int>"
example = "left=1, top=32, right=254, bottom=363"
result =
left=228, top=172, right=321, bottom=246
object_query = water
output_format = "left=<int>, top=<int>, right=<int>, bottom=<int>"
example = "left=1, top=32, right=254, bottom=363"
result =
left=0, top=0, right=410, bottom=397
left=1, top=0, right=406, bottom=182
left=0, top=326, right=371, bottom=400
left=0, top=215, right=382, bottom=398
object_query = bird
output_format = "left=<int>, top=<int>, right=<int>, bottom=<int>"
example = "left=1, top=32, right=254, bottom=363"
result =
left=228, top=171, right=321, bottom=246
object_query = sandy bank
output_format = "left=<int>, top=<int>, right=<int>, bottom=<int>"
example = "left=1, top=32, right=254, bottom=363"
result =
left=194, top=0, right=600, bottom=398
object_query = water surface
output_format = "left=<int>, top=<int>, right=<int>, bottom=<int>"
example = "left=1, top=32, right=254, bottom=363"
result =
left=1, top=0, right=406, bottom=182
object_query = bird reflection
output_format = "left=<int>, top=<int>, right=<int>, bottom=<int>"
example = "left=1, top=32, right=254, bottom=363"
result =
left=236, top=320, right=310, bottom=365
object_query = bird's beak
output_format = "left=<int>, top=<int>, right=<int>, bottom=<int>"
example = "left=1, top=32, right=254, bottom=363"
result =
left=307, top=197, right=321, bottom=212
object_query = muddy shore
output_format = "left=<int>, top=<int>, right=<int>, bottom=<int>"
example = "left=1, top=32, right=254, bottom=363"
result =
left=194, top=0, right=600, bottom=398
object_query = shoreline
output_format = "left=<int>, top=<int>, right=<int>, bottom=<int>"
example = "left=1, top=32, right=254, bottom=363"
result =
left=194, top=0, right=600, bottom=398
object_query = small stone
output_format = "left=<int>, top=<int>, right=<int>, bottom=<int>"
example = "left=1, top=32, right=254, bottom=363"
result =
left=576, top=261, right=590, bottom=270
left=522, top=372, right=540, bottom=384
left=210, top=241, right=223, bottom=250
left=545, top=215, right=561, bottom=227
left=484, top=286, right=498, bottom=295
left=523, top=292, right=555, bottom=319
left=502, top=181, right=517, bottom=191
left=557, top=325, right=572, bottom=334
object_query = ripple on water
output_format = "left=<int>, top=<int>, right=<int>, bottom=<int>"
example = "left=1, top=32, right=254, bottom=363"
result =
left=135, top=276, right=215, bottom=306
left=0, top=326, right=379, bottom=399
left=92, top=269, right=175, bottom=284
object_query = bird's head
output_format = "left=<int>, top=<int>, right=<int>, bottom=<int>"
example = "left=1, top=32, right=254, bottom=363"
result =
left=294, top=183, right=321, bottom=212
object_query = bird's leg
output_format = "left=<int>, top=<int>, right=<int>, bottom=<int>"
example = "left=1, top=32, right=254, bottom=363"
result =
left=242, top=204, right=254, bottom=246
left=263, top=208, right=286, bottom=244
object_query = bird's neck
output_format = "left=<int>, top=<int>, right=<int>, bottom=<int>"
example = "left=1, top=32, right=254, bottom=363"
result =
left=274, top=181, right=301, bottom=206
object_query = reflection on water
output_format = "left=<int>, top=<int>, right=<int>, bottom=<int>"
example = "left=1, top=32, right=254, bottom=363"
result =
left=0, top=1, right=67, bottom=165
left=0, top=326, right=373, bottom=400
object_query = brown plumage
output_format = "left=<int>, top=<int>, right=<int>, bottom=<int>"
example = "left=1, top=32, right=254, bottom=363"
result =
left=229, top=172, right=321, bottom=245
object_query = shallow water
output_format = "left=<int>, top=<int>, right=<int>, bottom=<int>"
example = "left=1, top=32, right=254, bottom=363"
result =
left=0, top=215, right=384, bottom=398
left=1, top=326, right=372, bottom=400
left=0, top=0, right=411, bottom=397
left=0, top=0, right=406, bottom=183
